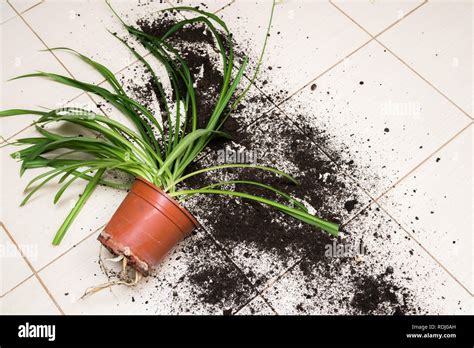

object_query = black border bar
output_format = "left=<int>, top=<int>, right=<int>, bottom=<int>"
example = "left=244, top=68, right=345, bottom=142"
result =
left=0, top=315, right=472, bottom=346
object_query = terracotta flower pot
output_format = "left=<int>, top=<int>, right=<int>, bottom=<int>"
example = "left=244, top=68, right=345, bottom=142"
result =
left=98, top=177, right=198, bottom=276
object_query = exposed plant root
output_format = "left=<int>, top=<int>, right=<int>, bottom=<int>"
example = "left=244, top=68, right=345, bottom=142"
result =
left=98, top=245, right=111, bottom=278
left=121, top=256, right=128, bottom=277
left=105, top=254, right=125, bottom=263
left=81, top=248, right=142, bottom=299
left=80, top=272, right=141, bottom=299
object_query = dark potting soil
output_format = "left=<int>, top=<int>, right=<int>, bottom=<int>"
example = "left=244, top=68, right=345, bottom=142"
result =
left=184, top=112, right=351, bottom=264
left=351, top=273, right=411, bottom=315
left=187, top=261, right=250, bottom=307
left=107, top=8, right=422, bottom=315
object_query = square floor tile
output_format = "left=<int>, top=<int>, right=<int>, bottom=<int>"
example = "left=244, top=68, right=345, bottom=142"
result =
left=0, top=16, right=82, bottom=140
left=378, top=0, right=473, bottom=115
left=380, top=125, right=473, bottom=293
left=278, top=40, right=470, bottom=198
left=0, top=224, right=33, bottom=296
left=216, top=0, right=370, bottom=100
left=184, top=110, right=371, bottom=290
left=332, top=0, right=424, bottom=36
left=39, top=231, right=256, bottom=314
left=262, top=205, right=473, bottom=314
left=0, top=94, right=128, bottom=270
left=0, top=276, right=60, bottom=314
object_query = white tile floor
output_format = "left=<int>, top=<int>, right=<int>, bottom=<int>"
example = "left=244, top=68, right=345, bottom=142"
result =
left=0, top=224, right=33, bottom=296
left=377, top=0, right=473, bottom=115
left=277, top=40, right=470, bottom=198
left=380, top=126, right=473, bottom=293
left=214, top=0, right=371, bottom=96
left=0, top=0, right=472, bottom=315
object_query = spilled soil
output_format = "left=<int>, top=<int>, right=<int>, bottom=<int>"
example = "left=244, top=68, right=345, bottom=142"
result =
left=351, top=273, right=410, bottom=315
left=101, top=5, right=426, bottom=315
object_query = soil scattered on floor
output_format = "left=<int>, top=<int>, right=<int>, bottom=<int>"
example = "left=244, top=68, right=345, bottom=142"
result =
left=344, top=199, right=358, bottom=213
left=102, top=7, right=421, bottom=315
left=351, top=272, right=411, bottom=314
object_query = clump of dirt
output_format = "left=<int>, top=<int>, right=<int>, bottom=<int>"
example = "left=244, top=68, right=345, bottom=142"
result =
left=351, top=272, right=411, bottom=315
left=187, top=261, right=251, bottom=307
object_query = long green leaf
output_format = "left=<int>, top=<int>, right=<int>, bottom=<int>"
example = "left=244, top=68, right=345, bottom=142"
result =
left=188, top=179, right=308, bottom=212
left=170, top=188, right=339, bottom=236
left=52, top=168, right=105, bottom=245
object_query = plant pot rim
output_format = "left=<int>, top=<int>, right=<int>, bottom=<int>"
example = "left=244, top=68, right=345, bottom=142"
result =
left=135, top=176, right=199, bottom=228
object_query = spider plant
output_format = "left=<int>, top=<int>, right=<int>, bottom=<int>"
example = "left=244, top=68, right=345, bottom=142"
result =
left=0, top=2, right=339, bottom=246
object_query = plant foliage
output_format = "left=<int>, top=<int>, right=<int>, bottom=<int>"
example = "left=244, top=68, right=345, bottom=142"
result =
left=0, top=2, right=339, bottom=245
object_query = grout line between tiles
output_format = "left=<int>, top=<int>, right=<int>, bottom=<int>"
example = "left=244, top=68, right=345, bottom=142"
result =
left=1, top=0, right=43, bottom=26
left=329, top=0, right=473, bottom=122
left=214, top=0, right=236, bottom=14
left=0, top=273, right=35, bottom=299
left=94, top=51, right=153, bottom=89
left=0, top=224, right=34, bottom=298
left=233, top=293, right=276, bottom=315
left=371, top=0, right=427, bottom=39
left=19, top=0, right=44, bottom=15
left=0, top=222, right=65, bottom=314
left=329, top=0, right=427, bottom=40
left=258, top=294, right=278, bottom=315
left=7, top=0, right=75, bottom=79
left=375, top=39, right=473, bottom=121
left=198, top=224, right=279, bottom=315
left=260, top=254, right=304, bottom=297
left=231, top=294, right=258, bottom=314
